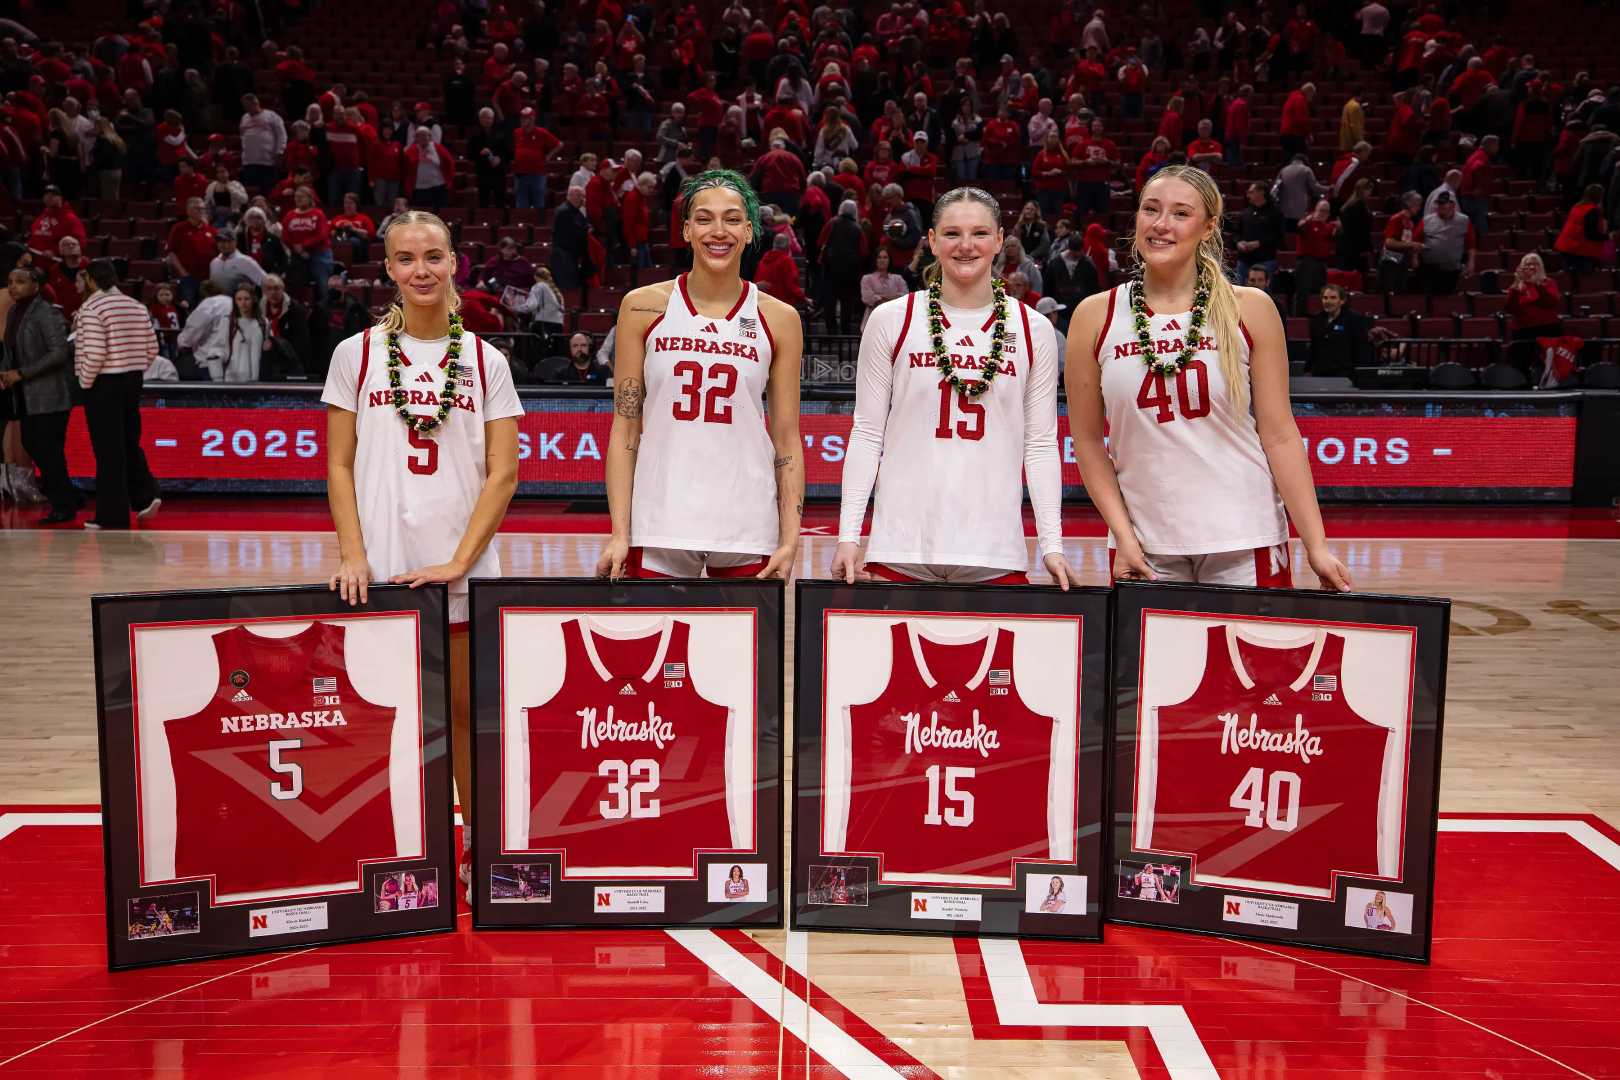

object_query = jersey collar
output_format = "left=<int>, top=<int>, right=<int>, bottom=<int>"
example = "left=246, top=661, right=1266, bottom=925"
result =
left=907, top=620, right=999, bottom=691
left=579, top=615, right=673, bottom=683
left=677, top=273, right=751, bottom=320
left=1223, top=624, right=1327, bottom=693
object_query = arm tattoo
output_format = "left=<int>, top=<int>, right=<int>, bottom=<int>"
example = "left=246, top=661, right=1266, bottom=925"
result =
left=773, top=454, right=795, bottom=470
left=630, top=305, right=664, bottom=314
left=614, top=377, right=644, bottom=419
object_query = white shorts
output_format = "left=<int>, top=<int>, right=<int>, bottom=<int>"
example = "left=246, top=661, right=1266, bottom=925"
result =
left=1133, top=543, right=1293, bottom=587
left=864, top=561, right=1030, bottom=585
left=628, top=546, right=769, bottom=579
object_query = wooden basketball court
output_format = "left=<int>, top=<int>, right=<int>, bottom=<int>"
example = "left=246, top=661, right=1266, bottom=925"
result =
left=2, top=505, right=1616, bottom=1077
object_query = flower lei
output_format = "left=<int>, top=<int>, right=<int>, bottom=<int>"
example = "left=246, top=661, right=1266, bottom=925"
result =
left=928, top=277, right=1008, bottom=399
left=385, top=313, right=464, bottom=435
left=1131, top=269, right=1210, bottom=376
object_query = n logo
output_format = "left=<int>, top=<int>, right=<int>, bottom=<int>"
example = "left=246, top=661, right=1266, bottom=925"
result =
left=699, top=321, right=719, bottom=334
left=597, top=892, right=613, bottom=908
left=1225, top=900, right=1242, bottom=916
left=913, top=897, right=928, bottom=913
left=251, top=914, right=269, bottom=929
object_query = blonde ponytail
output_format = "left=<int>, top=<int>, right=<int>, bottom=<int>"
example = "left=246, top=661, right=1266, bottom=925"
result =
left=1136, top=165, right=1249, bottom=412
left=377, top=210, right=463, bottom=334
left=922, top=258, right=942, bottom=288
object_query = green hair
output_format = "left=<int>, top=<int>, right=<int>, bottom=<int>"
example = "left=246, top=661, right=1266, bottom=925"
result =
left=680, top=169, right=763, bottom=247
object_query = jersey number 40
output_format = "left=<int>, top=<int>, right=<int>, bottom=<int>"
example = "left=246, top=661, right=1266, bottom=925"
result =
left=1135, top=360, right=1211, bottom=425
left=1229, top=766, right=1301, bottom=832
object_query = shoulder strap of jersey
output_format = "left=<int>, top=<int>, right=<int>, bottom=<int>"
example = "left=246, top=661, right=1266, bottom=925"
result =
left=1093, top=284, right=1119, bottom=364
left=357, top=326, right=371, bottom=410
left=1017, top=300, right=1034, bottom=369
left=474, top=332, right=487, bottom=408
left=888, top=292, right=915, bottom=365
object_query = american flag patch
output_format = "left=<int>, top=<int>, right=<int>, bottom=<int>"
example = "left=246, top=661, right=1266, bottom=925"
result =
left=312, top=676, right=337, bottom=693
left=988, top=669, right=1011, bottom=686
left=1313, top=674, right=1337, bottom=692
left=663, top=662, right=686, bottom=680
left=737, top=315, right=757, bottom=332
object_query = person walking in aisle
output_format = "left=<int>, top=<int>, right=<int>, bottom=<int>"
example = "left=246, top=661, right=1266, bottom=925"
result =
left=75, top=259, right=161, bottom=529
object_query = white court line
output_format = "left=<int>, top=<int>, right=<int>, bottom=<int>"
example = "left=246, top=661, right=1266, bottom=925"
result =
left=0, top=946, right=316, bottom=1069
left=977, top=937, right=1219, bottom=1080
left=668, top=928, right=907, bottom=1080
left=0, top=812, right=100, bottom=842
left=1438, top=817, right=1620, bottom=872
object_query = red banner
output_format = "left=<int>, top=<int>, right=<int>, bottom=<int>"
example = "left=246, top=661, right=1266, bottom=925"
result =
left=63, top=405, right=1577, bottom=491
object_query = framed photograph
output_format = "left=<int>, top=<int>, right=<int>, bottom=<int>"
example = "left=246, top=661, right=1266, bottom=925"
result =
left=94, top=585, right=456, bottom=971
left=470, top=579, right=784, bottom=929
left=791, top=581, right=1108, bottom=941
left=1109, top=581, right=1448, bottom=962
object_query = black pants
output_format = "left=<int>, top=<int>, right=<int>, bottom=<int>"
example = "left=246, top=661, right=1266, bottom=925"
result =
left=17, top=404, right=77, bottom=512
left=84, top=371, right=158, bottom=527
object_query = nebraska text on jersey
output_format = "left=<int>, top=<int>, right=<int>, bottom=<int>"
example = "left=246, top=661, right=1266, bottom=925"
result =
left=364, top=387, right=479, bottom=413
left=1220, top=711, right=1325, bottom=764
left=648, top=334, right=761, bottom=362
left=1111, top=334, right=1217, bottom=360
left=903, top=352, right=1020, bottom=375
left=902, top=709, right=1002, bottom=758
left=219, top=709, right=350, bottom=732
left=577, top=703, right=676, bottom=749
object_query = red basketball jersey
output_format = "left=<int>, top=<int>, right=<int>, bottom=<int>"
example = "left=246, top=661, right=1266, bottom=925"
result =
left=163, top=622, right=401, bottom=897
left=838, top=620, right=1056, bottom=884
left=1142, top=624, right=1392, bottom=894
left=525, top=618, right=739, bottom=877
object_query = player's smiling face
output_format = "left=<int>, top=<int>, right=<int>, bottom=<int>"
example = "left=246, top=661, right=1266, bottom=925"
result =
left=385, top=223, right=457, bottom=312
left=684, top=187, right=751, bottom=271
left=1135, top=175, right=1214, bottom=270
left=928, top=202, right=1002, bottom=291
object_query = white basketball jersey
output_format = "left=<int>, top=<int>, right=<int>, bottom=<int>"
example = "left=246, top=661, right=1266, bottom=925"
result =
left=1094, top=284, right=1287, bottom=555
left=321, top=326, right=524, bottom=624
left=860, top=292, right=1058, bottom=572
left=631, top=275, right=778, bottom=555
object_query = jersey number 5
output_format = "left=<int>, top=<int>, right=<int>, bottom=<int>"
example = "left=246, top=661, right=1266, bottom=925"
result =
left=672, top=360, right=738, bottom=423
left=406, top=429, right=439, bottom=475
left=1135, top=360, right=1211, bottom=424
left=935, top=380, right=986, bottom=440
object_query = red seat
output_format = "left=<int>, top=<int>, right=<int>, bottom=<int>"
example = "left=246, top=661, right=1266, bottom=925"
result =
left=1414, top=316, right=1455, bottom=339
left=1470, top=293, right=1509, bottom=316
left=1429, top=295, right=1467, bottom=318
left=1387, top=294, right=1427, bottom=317
left=1457, top=317, right=1502, bottom=340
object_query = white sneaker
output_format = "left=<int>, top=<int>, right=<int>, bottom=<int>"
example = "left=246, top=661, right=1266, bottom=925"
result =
left=82, top=521, right=102, bottom=530
left=136, top=497, right=162, bottom=520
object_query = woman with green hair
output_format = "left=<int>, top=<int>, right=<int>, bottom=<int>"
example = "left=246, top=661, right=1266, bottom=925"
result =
left=597, top=169, right=805, bottom=580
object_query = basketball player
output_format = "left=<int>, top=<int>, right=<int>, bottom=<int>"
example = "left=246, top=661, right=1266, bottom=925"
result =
left=323, top=210, right=524, bottom=894
left=834, top=187, right=1074, bottom=587
left=831, top=869, right=851, bottom=904
left=1063, top=165, right=1352, bottom=590
left=597, top=171, right=804, bottom=580
left=1136, top=867, right=1161, bottom=901
left=1040, top=875, right=1066, bottom=912
left=1364, top=890, right=1397, bottom=930
left=724, top=864, right=750, bottom=899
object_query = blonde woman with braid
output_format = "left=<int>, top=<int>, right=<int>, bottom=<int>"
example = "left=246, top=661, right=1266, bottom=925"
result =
left=323, top=209, right=523, bottom=892
left=834, top=186, right=1073, bottom=588
left=1064, top=165, right=1351, bottom=589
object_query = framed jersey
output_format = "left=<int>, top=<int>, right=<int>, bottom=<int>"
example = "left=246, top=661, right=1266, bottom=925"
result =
left=791, top=581, right=1108, bottom=941
left=1110, top=581, right=1449, bottom=962
left=470, top=578, right=784, bottom=930
left=93, top=585, right=456, bottom=971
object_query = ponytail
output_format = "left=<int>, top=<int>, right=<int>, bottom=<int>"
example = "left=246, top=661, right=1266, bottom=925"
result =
left=922, top=258, right=942, bottom=288
left=377, top=210, right=463, bottom=334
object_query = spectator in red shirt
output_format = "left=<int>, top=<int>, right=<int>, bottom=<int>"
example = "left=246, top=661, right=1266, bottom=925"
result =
left=154, top=108, right=194, bottom=178
left=325, top=107, right=370, bottom=209
left=1281, top=82, right=1316, bottom=158
left=1069, top=117, right=1118, bottom=222
left=863, top=139, right=899, bottom=190
left=755, top=232, right=806, bottom=306
left=687, top=72, right=727, bottom=159
left=1458, top=134, right=1499, bottom=235
left=981, top=102, right=1021, bottom=182
left=1029, top=130, right=1068, bottom=218
left=282, top=185, right=334, bottom=303
left=751, top=137, right=807, bottom=214
left=1224, top=84, right=1252, bottom=165
left=898, top=131, right=941, bottom=215
left=1505, top=252, right=1562, bottom=368
left=1187, top=119, right=1222, bottom=169
left=621, top=172, right=655, bottom=267
left=1156, top=96, right=1184, bottom=147
left=403, top=128, right=455, bottom=210
left=1385, top=89, right=1425, bottom=164
left=1449, top=56, right=1496, bottom=114
left=1554, top=184, right=1608, bottom=274
left=1293, top=198, right=1338, bottom=313
left=1135, top=135, right=1173, bottom=193
left=165, top=196, right=216, bottom=304
left=511, top=108, right=562, bottom=210
left=1117, top=52, right=1149, bottom=120
left=27, top=187, right=89, bottom=262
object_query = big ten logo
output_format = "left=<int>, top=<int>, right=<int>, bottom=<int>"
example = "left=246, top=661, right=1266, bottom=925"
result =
left=1225, top=899, right=1242, bottom=917
left=251, top=914, right=269, bottom=930
left=316, top=695, right=340, bottom=706
left=597, top=892, right=613, bottom=908
left=913, top=897, right=928, bottom=913
left=988, top=687, right=1009, bottom=696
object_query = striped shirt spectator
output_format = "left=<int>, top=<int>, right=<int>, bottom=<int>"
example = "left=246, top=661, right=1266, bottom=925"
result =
left=76, top=281, right=158, bottom=389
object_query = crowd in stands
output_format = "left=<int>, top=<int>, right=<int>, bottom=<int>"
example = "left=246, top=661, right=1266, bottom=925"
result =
left=0, top=0, right=1617, bottom=392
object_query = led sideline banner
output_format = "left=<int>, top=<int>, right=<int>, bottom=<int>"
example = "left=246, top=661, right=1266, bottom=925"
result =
left=62, top=392, right=1579, bottom=500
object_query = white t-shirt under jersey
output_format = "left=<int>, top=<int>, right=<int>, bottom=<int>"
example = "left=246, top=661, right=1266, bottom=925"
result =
left=1093, top=283, right=1287, bottom=555
left=838, top=290, right=1064, bottom=572
left=631, top=274, right=779, bottom=556
left=322, top=327, right=524, bottom=624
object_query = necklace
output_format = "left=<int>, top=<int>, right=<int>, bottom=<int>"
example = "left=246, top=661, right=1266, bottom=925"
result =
left=385, top=313, right=464, bottom=435
left=927, top=278, right=1008, bottom=399
left=1130, top=269, right=1210, bottom=375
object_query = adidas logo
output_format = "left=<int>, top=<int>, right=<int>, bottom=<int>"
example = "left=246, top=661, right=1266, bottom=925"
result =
left=698, top=321, right=719, bottom=334
left=415, top=371, right=435, bottom=383
left=943, top=690, right=960, bottom=703
left=956, top=334, right=974, bottom=346
left=618, top=683, right=637, bottom=696
left=230, top=688, right=252, bottom=703
left=1164, top=318, right=1182, bottom=330
left=1263, top=693, right=1281, bottom=706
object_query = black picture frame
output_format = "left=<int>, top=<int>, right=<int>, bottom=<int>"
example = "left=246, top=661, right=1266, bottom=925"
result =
left=469, top=578, right=785, bottom=930
left=790, top=581, right=1109, bottom=941
left=94, top=584, right=456, bottom=971
left=1108, top=580, right=1449, bottom=963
